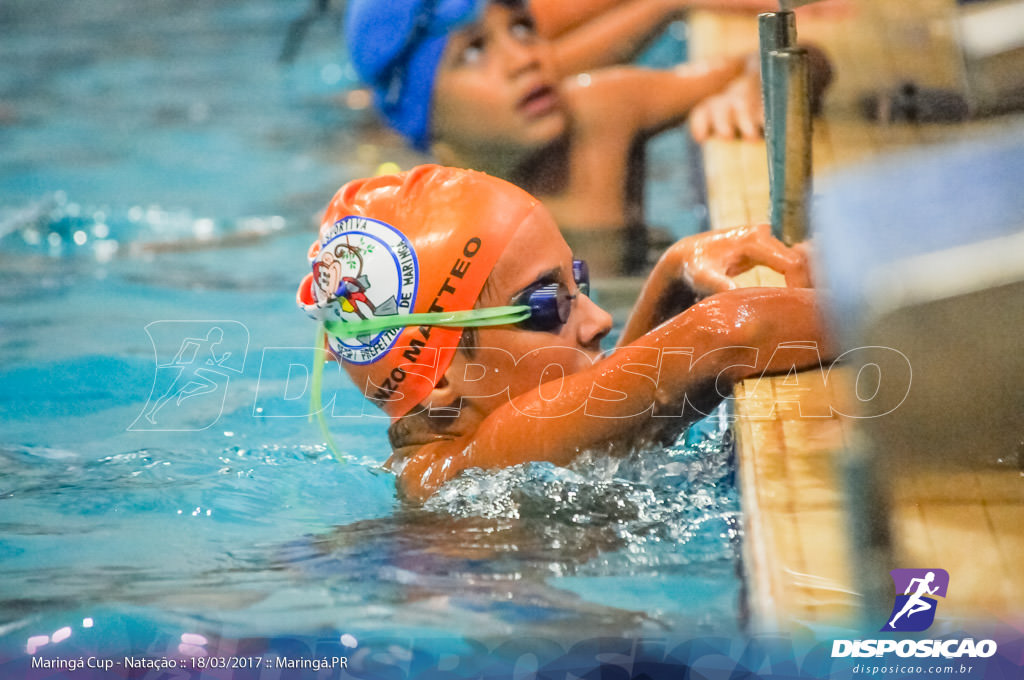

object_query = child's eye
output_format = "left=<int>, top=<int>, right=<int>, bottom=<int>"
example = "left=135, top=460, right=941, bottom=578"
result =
left=509, top=16, right=536, bottom=42
left=456, top=38, right=485, bottom=66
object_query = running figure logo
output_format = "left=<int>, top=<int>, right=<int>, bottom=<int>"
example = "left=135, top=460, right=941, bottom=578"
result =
left=882, top=568, right=950, bottom=632
left=131, top=321, right=249, bottom=431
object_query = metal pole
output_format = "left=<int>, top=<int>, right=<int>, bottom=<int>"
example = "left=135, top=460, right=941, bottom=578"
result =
left=758, top=11, right=797, bottom=224
left=767, top=47, right=812, bottom=245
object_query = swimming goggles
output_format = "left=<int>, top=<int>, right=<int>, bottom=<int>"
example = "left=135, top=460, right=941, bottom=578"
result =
left=322, top=259, right=589, bottom=340
left=307, top=259, right=588, bottom=464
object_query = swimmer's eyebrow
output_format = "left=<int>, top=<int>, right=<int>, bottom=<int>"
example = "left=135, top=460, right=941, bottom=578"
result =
left=510, top=266, right=562, bottom=302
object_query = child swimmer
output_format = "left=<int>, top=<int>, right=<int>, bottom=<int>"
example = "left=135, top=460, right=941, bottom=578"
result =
left=344, top=0, right=793, bottom=274
left=297, top=165, right=833, bottom=502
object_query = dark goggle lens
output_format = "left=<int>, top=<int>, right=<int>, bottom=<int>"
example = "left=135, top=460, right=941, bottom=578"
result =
left=513, top=260, right=588, bottom=333
left=520, top=283, right=573, bottom=332
left=572, top=259, right=589, bottom=296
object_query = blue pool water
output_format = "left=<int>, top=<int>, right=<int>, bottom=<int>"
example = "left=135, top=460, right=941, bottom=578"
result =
left=0, top=0, right=739, bottom=669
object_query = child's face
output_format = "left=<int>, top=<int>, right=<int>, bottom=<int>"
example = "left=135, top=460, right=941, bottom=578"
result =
left=449, top=206, right=613, bottom=413
left=431, top=3, right=568, bottom=155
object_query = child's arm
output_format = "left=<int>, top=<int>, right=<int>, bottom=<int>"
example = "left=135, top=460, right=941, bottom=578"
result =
left=617, top=224, right=811, bottom=346
left=544, top=0, right=687, bottom=77
left=533, top=0, right=775, bottom=37
left=393, top=287, right=829, bottom=502
left=579, top=42, right=831, bottom=143
left=534, top=0, right=776, bottom=77
left=688, top=56, right=764, bottom=142
left=530, top=0, right=624, bottom=38
left=536, top=0, right=774, bottom=77
left=576, top=54, right=761, bottom=141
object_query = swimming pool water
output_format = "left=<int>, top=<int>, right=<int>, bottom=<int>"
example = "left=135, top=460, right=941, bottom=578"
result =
left=0, top=0, right=743, bottom=667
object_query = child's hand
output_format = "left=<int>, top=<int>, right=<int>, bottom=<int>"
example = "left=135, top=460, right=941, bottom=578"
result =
left=689, top=58, right=763, bottom=142
left=667, top=223, right=811, bottom=297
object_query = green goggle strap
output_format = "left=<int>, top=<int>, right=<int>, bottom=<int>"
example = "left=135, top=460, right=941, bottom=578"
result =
left=310, top=305, right=531, bottom=464
left=310, top=323, right=346, bottom=465
left=322, top=304, right=531, bottom=340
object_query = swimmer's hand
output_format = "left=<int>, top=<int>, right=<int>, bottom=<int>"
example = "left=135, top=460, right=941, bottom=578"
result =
left=690, top=56, right=763, bottom=142
left=674, top=223, right=812, bottom=295
left=618, top=224, right=810, bottom=346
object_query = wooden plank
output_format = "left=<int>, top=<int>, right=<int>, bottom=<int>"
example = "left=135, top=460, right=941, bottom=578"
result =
left=702, top=139, right=753, bottom=229
left=791, top=509, right=859, bottom=623
left=739, top=140, right=771, bottom=224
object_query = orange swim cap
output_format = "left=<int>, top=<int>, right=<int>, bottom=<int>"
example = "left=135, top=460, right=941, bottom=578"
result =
left=297, top=165, right=540, bottom=420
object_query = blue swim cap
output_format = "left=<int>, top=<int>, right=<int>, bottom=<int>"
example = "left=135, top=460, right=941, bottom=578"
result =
left=345, top=0, right=485, bottom=151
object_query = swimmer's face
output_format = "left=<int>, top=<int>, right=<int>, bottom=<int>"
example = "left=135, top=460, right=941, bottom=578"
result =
left=431, top=3, right=568, bottom=157
left=448, top=206, right=613, bottom=412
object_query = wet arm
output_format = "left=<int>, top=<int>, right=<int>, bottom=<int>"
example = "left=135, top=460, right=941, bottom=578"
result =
left=539, top=0, right=688, bottom=76
left=618, top=224, right=812, bottom=346
left=396, top=287, right=829, bottom=502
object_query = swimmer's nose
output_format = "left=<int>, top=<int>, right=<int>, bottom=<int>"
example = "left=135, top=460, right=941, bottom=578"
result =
left=576, top=294, right=612, bottom=351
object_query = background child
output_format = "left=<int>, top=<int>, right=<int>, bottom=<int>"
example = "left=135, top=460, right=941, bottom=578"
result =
left=345, top=0, right=778, bottom=275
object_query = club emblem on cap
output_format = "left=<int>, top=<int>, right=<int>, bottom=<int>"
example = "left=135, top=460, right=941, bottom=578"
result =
left=309, top=216, right=419, bottom=364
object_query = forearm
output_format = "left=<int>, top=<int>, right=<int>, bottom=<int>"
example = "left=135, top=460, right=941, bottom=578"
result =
left=533, top=0, right=775, bottom=44
left=636, top=54, right=751, bottom=132
left=678, top=52, right=752, bottom=89
left=546, top=0, right=686, bottom=76
left=617, top=248, right=696, bottom=347
left=456, top=290, right=824, bottom=457
left=631, top=288, right=828, bottom=393
left=531, top=0, right=624, bottom=37
left=607, top=289, right=822, bottom=392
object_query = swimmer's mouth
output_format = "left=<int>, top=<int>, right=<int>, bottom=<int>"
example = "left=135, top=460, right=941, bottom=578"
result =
left=518, top=85, right=559, bottom=117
